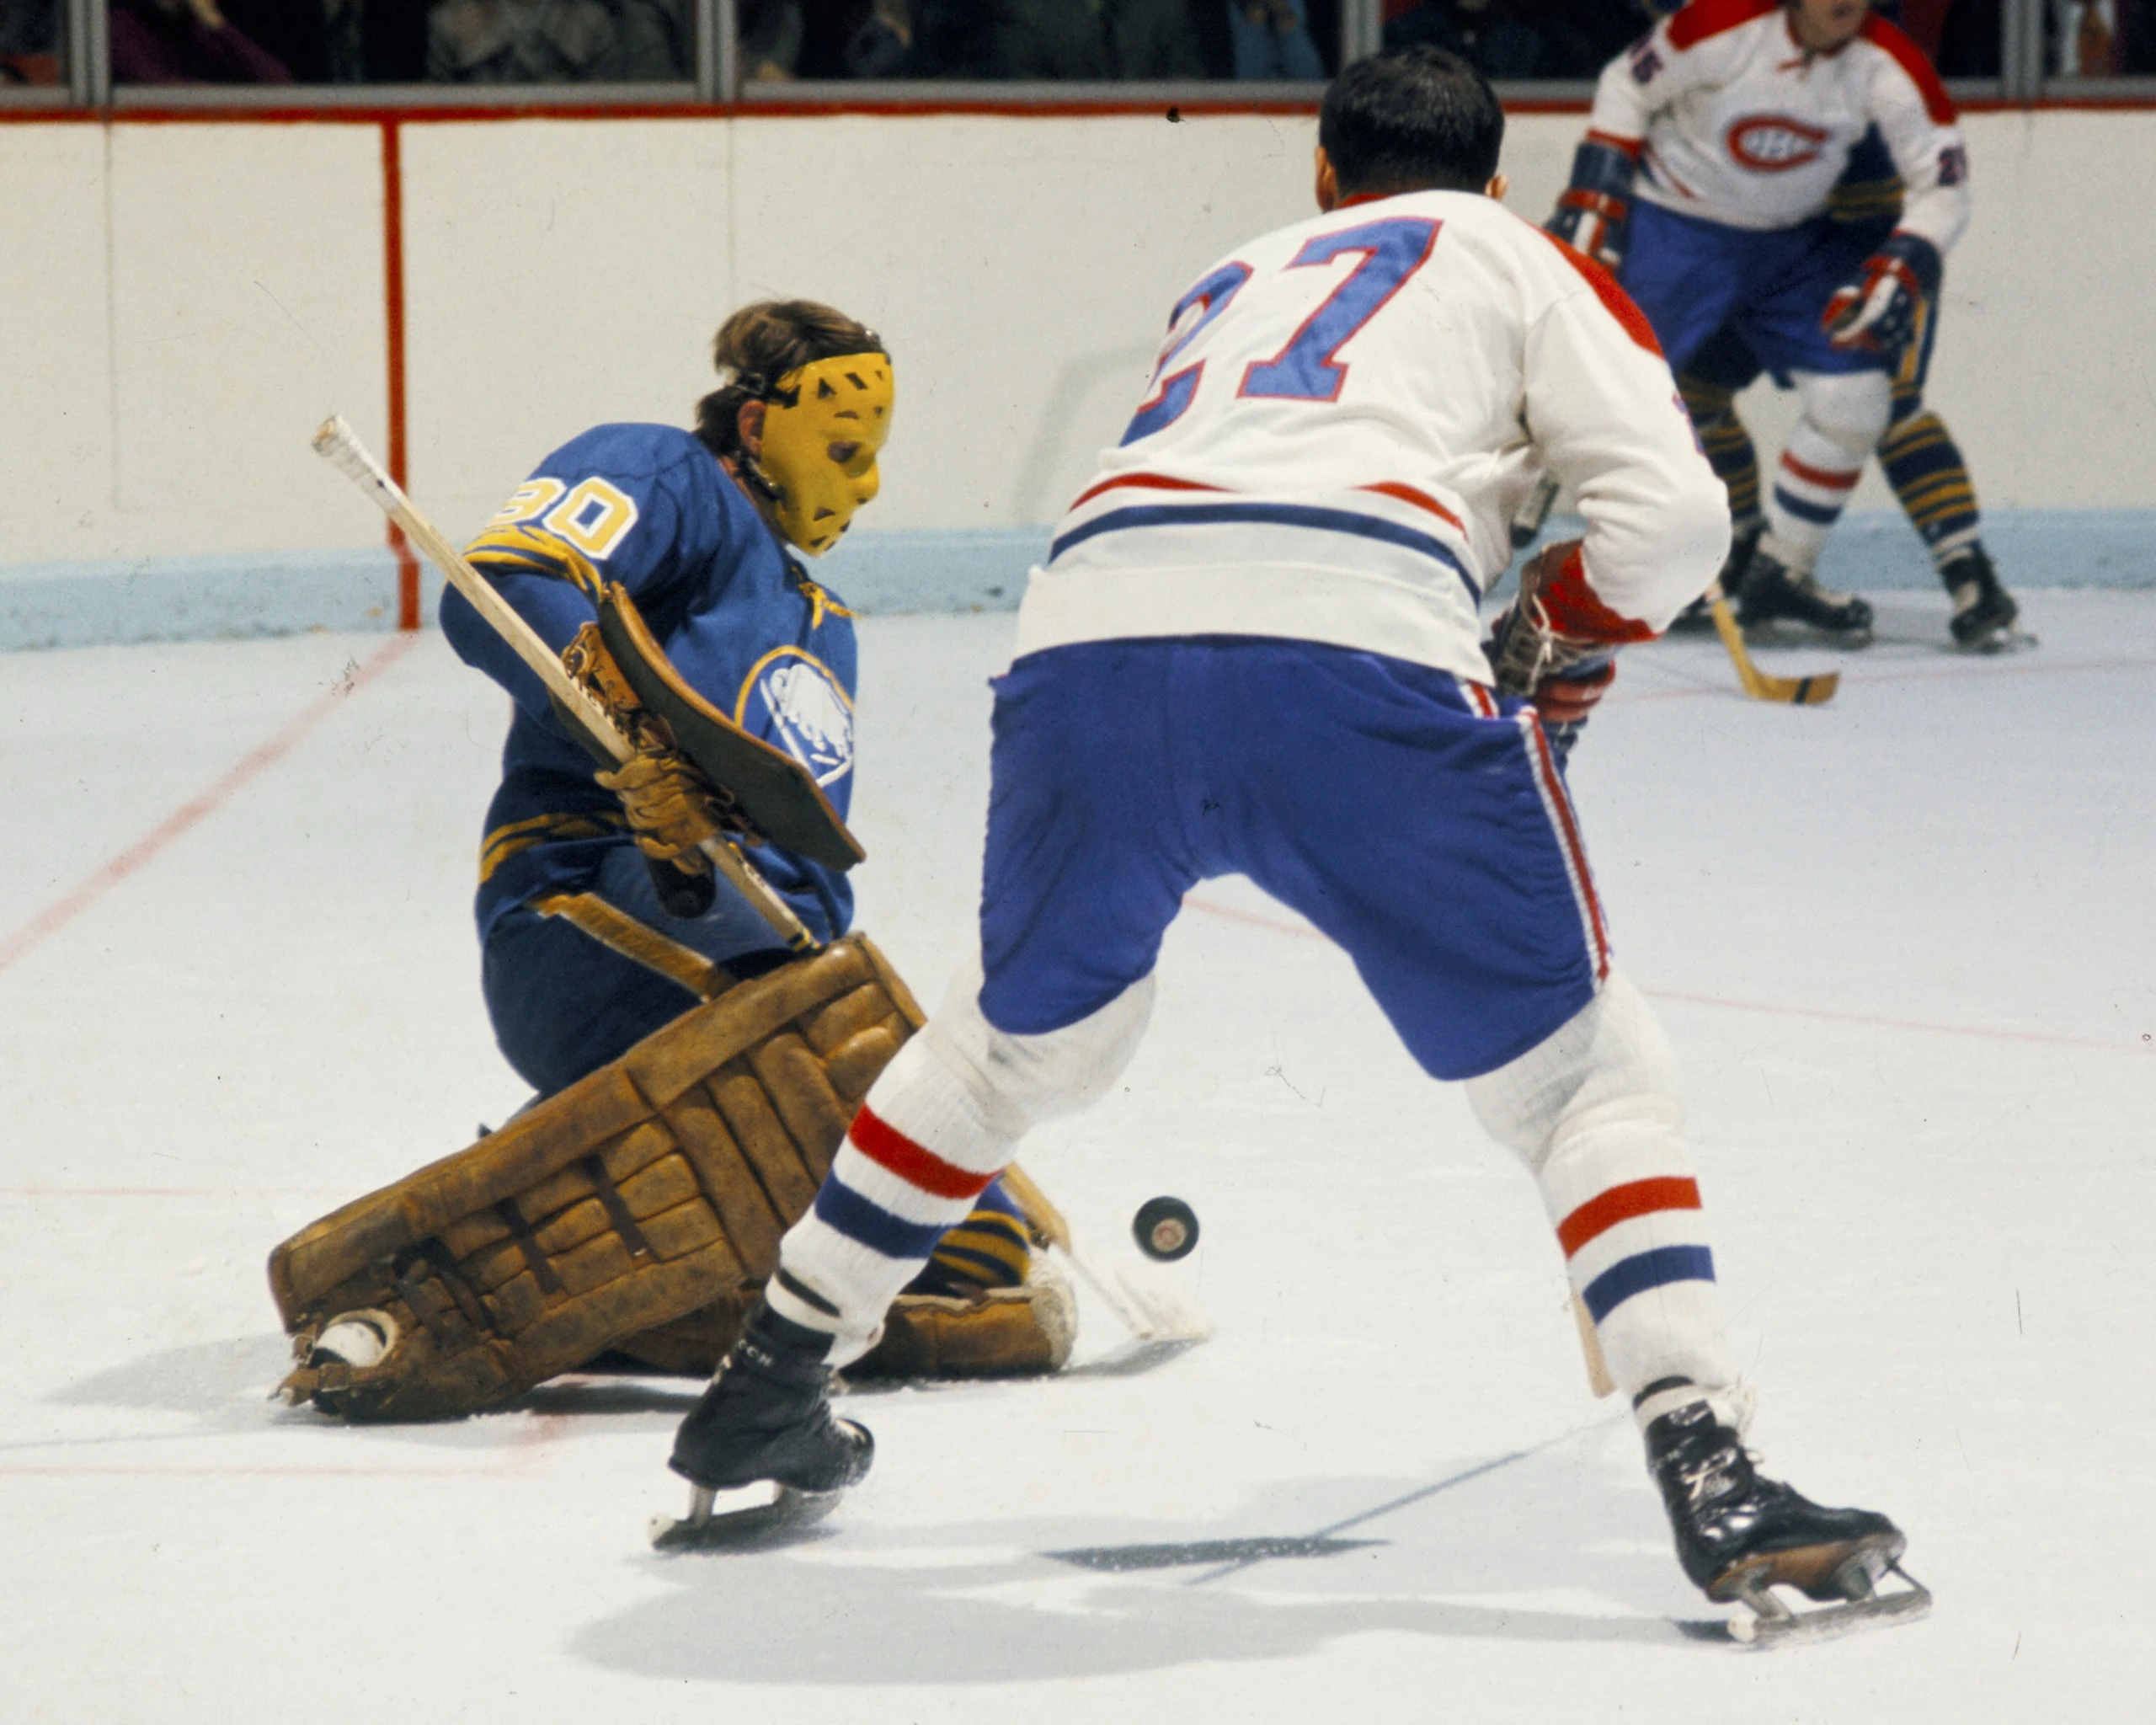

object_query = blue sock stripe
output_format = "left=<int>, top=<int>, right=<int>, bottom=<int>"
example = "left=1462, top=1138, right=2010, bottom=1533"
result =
left=1771, top=488, right=1843, bottom=527
left=1582, top=1244, right=1716, bottom=1324
left=813, top=1178, right=950, bottom=1262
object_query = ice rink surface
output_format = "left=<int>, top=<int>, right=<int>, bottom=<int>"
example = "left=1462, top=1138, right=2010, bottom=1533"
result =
left=4, top=591, right=2153, bottom=1722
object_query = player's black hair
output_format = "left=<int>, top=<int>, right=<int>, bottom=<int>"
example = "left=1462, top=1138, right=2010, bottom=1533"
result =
left=694, top=301, right=887, bottom=464
left=1319, top=47, right=1505, bottom=197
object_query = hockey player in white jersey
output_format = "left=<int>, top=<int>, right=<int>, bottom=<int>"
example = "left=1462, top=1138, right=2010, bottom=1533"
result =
left=1550, top=0, right=1972, bottom=640
left=661, top=46, right=1923, bottom=1640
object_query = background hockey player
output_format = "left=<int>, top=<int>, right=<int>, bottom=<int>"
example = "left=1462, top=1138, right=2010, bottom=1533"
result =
left=661, top=48, right=1921, bottom=1635
left=440, top=301, right=1033, bottom=1320
left=1670, top=124, right=2020, bottom=650
left=1548, top=0, right=1972, bottom=644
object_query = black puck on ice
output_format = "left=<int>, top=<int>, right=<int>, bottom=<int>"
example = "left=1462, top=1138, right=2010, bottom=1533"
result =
left=1132, top=1196, right=1199, bottom=1261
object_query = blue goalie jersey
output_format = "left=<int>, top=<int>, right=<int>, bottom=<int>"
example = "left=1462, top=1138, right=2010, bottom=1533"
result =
left=440, top=422, right=859, bottom=948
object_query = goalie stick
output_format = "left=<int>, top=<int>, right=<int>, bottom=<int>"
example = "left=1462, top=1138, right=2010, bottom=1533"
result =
left=310, top=416, right=818, bottom=952
left=1704, top=581, right=1839, bottom=708
left=1000, top=1163, right=1210, bottom=1352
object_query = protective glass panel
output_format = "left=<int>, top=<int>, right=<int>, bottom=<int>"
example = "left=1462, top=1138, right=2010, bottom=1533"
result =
left=2047, top=0, right=2156, bottom=76
left=1380, top=0, right=1637, bottom=81
left=1911, top=0, right=2006, bottom=75
left=1, top=0, right=66, bottom=87
left=736, top=0, right=1342, bottom=83
left=105, top=0, right=695, bottom=85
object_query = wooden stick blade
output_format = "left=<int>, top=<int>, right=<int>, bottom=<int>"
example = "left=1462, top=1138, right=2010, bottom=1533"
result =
left=1705, top=590, right=1839, bottom=707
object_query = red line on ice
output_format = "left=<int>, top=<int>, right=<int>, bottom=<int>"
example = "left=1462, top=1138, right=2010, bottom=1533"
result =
left=1621, top=655, right=2156, bottom=706
left=0, top=633, right=419, bottom=978
left=1178, top=894, right=2152, bottom=1055
left=0, top=1465, right=512, bottom=1478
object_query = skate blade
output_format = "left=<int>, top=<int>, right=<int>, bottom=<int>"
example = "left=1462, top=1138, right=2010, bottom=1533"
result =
left=1718, top=1562, right=1932, bottom=1650
left=648, top=1482, right=845, bottom=1553
left=1957, top=625, right=2039, bottom=655
left=1740, top=617, right=1875, bottom=651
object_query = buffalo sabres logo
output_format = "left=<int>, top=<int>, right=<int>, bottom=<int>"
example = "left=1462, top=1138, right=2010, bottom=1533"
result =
left=1726, top=115, right=1830, bottom=173
left=736, top=648, right=854, bottom=788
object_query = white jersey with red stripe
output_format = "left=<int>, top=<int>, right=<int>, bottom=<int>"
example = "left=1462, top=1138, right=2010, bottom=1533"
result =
left=1015, top=189, right=1728, bottom=689
left=1588, top=0, right=1969, bottom=252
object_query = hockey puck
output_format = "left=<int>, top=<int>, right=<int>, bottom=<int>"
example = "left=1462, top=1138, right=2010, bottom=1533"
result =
left=1132, top=1196, right=1199, bottom=1262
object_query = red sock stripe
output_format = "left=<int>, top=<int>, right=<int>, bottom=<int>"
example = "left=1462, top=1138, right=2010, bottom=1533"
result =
left=1779, top=452, right=1862, bottom=491
left=1557, top=1177, right=1702, bottom=1258
left=846, top=1106, right=997, bottom=1202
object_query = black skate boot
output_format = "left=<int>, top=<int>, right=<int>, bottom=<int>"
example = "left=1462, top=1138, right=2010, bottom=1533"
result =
left=1941, top=545, right=2024, bottom=651
left=1646, top=1390, right=1928, bottom=1645
left=652, top=1300, right=873, bottom=1551
left=1669, top=521, right=1761, bottom=635
left=1736, top=548, right=1874, bottom=642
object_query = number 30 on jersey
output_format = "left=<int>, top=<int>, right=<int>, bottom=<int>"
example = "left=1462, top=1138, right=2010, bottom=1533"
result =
left=1122, top=216, right=1443, bottom=445
left=487, top=474, right=641, bottom=560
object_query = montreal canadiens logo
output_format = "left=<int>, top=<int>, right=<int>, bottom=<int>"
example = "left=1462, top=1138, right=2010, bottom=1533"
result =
left=738, top=649, right=854, bottom=788
left=1726, top=115, right=1830, bottom=172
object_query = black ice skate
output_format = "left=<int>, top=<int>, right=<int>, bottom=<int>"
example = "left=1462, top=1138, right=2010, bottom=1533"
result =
left=651, top=1300, right=873, bottom=1552
left=1646, top=1395, right=1929, bottom=1647
left=1942, top=546, right=2029, bottom=652
left=1736, top=550, right=1875, bottom=643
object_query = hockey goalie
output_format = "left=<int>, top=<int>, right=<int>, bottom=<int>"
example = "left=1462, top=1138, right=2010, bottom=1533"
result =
left=275, top=303, right=1072, bottom=1420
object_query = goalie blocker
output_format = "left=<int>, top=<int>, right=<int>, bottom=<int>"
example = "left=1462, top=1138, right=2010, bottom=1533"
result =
left=270, top=937, right=1072, bottom=1421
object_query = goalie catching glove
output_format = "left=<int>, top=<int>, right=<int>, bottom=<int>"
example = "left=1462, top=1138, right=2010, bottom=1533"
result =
left=596, top=750, right=744, bottom=873
left=1485, top=537, right=1652, bottom=761
left=1822, top=231, right=1940, bottom=360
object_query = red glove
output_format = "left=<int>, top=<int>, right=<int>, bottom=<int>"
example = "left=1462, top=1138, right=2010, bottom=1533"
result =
left=1822, top=232, right=1941, bottom=358
left=1484, top=539, right=1647, bottom=762
left=1531, top=657, right=1617, bottom=728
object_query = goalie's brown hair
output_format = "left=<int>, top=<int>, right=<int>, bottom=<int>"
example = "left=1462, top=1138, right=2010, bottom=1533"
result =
left=694, top=300, right=887, bottom=465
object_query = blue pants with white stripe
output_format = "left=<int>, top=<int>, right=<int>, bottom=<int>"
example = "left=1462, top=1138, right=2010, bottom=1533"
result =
left=1620, top=202, right=1885, bottom=381
left=978, top=635, right=1609, bottom=1081
left=768, top=632, right=1734, bottom=1397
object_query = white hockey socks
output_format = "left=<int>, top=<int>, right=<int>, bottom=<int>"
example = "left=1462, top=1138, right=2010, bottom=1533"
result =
left=1465, top=972, right=1738, bottom=1416
left=769, top=968, right=1155, bottom=1365
left=1763, top=370, right=1892, bottom=574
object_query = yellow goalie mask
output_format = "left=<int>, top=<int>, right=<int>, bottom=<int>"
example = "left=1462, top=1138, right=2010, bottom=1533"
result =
left=755, top=353, right=894, bottom=557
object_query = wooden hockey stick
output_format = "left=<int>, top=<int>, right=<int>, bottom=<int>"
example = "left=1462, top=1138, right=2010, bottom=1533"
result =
left=1508, top=473, right=1562, bottom=552
left=311, top=416, right=818, bottom=952
left=1705, top=581, right=1839, bottom=707
left=1572, top=1291, right=1615, bottom=1398
left=1001, top=1162, right=1210, bottom=1347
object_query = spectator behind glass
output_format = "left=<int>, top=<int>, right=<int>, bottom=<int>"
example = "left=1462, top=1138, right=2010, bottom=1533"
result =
left=744, top=0, right=1337, bottom=80
left=1382, top=0, right=1646, bottom=79
left=1231, top=0, right=1324, bottom=77
left=2, top=0, right=61, bottom=84
left=109, top=0, right=293, bottom=81
left=428, top=0, right=689, bottom=81
left=989, top=0, right=1206, bottom=77
left=1381, top=0, right=1549, bottom=78
left=2048, top=0, right=2153, bottom=72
